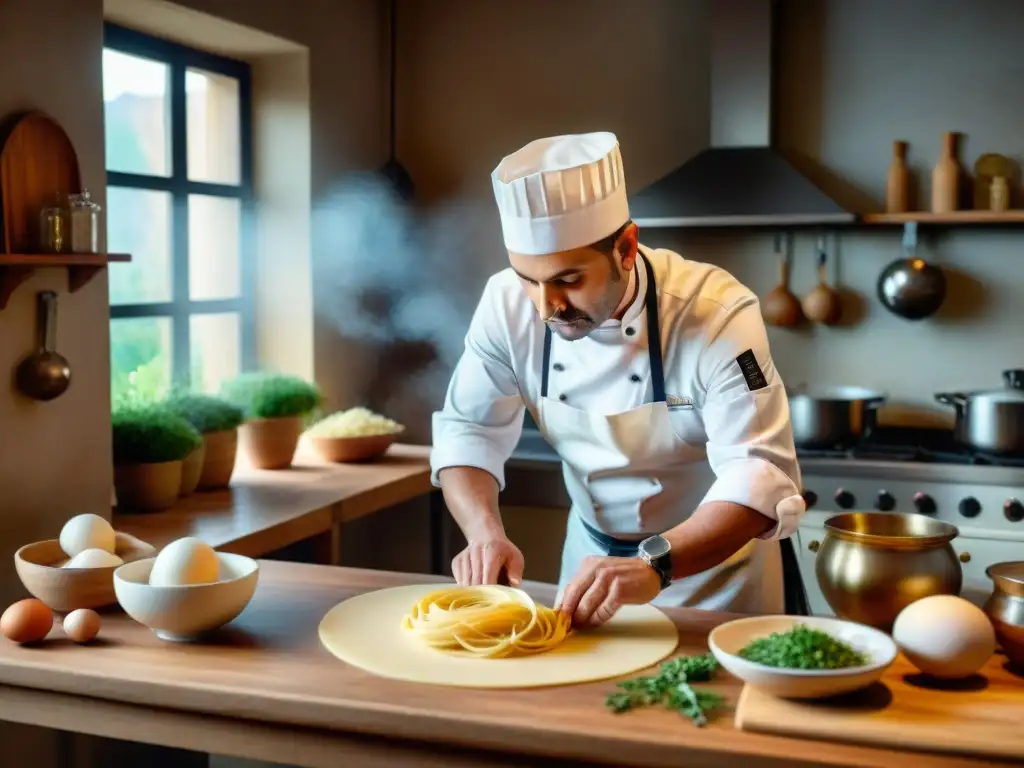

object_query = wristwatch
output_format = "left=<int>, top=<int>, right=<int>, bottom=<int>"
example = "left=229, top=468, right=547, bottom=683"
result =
left=637, top=534, right=673, bottom=590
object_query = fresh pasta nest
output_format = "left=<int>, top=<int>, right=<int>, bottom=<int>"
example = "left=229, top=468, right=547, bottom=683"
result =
left=401, top=585, right=572, bottom=658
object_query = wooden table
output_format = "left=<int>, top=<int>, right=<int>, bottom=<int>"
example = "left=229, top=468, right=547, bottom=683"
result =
left=113, top=442, right=438, bottom=567
left=0, top=562, right=1008, bottom=768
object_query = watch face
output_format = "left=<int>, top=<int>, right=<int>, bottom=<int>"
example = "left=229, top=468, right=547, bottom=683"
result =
left=641, top=535, right=671, bottom=559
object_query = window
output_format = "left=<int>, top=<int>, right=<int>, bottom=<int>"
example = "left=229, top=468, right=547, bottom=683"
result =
left=103, top=23, right=255, bottom=403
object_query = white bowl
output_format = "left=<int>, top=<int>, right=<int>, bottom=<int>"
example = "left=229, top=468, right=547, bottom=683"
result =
left=113, top=552, right=259, bottom=642
left=708, top=615, right=897, bottom=699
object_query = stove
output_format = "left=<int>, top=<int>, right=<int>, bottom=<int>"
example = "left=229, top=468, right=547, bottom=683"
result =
left=793, top=428, right=1024, bottom=615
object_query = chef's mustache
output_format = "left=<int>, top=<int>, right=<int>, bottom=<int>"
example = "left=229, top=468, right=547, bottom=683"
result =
left=548, top=309, right=592, bottom=325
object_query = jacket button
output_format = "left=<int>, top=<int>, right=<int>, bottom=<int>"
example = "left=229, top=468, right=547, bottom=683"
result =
left=630, top=374, right=641, bottom=383
left=625, top=327, right=636, bottom=336
left=558, top=394, right=567, bottom=402
left=553, top=363, right=565, bottom=372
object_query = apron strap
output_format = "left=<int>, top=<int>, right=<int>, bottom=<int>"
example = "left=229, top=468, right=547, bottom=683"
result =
left=541, top=252, right=666, bottom=402
left=641, top=254, right=667, bottom=403
left=578, top=516, right=644, bottom=557
left=541, top=321, right=552, bottom=399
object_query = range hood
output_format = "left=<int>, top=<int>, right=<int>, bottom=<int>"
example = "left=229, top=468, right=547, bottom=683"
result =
left=629, top=0, right=856, bottom=228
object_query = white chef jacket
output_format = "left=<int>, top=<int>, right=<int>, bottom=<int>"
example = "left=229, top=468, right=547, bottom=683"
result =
left=430, top=245, right=804, bottom=539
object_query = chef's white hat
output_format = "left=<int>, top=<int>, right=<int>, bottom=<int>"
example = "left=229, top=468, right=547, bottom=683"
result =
left=491, top=131, right=630, bottom=256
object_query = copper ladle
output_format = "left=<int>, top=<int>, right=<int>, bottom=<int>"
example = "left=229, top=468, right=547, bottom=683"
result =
left=16, top=290, right=71, bottom=401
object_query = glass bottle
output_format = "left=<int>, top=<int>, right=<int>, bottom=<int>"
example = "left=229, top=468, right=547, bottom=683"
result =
left=69, top=189, right=101, bottom=253
left=990, top=176, right=1009, bottom=213
left=39, top=194, right=69, bottom=253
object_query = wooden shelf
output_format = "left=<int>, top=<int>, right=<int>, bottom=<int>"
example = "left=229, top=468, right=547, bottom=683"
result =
left=0, top=253, right=132, bottom=310
left=860, top=210, right=1024, bottom=225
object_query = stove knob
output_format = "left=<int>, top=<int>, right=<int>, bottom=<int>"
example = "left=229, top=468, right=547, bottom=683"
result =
left=913, top=492, right=937, bottom=515
left=958, top=497, right=982, bottom=518
left=834, top=489, right=856, bottom=510
left=875, top=491, right=896, bottom=512
left=1004, top=499, right=1024, bottom=523
left=801, top=490, right=818, bottom=508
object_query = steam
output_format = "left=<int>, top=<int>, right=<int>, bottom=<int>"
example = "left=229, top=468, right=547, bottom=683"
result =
left=310, top=173, right=503, bottom=439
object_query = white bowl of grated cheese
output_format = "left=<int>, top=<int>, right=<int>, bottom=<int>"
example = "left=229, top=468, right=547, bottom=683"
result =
left=304, top=408, right=405, bottom=463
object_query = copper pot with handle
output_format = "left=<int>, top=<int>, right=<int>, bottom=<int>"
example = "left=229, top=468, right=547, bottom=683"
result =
left=983, top=561, right=1024, bottom=667
left=814, top=512, right=962, bottom=631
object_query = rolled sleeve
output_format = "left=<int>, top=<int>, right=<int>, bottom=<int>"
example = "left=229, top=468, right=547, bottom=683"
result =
left=430, top=277, right=525, bottom=490
left=696, top=299, right=805, bottom=540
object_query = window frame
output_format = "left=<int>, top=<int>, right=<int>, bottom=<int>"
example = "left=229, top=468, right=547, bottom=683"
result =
left=104, top=22, right=257, bottom=389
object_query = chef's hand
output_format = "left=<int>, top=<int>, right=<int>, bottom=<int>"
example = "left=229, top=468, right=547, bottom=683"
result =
left=557, top=556, right=661, bottom=628
left=451, top=536, right=525, bottom=587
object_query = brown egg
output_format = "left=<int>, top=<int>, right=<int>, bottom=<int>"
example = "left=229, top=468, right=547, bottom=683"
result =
left=63, top=609, right=101, bottom=644
left=1, top=599, right=54, bottom=644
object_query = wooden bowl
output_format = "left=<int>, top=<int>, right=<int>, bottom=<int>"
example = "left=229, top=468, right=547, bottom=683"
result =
left=14, top=531, right=157, bottom=612
left=307, top=429, right=404, bottom=463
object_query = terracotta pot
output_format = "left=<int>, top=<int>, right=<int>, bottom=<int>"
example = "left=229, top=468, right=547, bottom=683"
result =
left=239, top=416, right=302, bottom=470
left=179, top=442, right=206, bottom=496
left=197, top=429, right=238, bottom=490
left=114, top=460, right=183, bottom=513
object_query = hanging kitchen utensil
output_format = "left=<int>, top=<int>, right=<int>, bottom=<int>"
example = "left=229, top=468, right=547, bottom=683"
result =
left=801, top=235, right=841, bottom=325
left=0, top=110, right=82, bottom=253
left=15, top=290, right=71, bottom=401
left=379, top=0, right=415, bottom=201
left=761, top=232, right=803, bottom=328
left=877, top=223, right=946, bottom=321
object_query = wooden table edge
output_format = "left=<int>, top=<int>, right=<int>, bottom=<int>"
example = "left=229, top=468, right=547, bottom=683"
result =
left=0, top=684, right=559, bottom=768
left=0, top=663, right=999, bottom=768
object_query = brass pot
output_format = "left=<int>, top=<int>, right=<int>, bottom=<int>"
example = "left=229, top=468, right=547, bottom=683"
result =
left=815, top=512, right=962, bottom=631
left=982, top=561, right=1024, bottom=667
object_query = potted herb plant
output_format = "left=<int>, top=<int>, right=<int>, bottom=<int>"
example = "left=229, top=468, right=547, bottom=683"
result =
left=163, top=393, right=245, bottom=492
left=219, top=372, right=321, bottom=470
left=112, top=403, right=203, bottom=512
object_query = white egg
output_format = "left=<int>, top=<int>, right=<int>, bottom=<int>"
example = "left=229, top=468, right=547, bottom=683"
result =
left=892, top=594, right=996, bottom=679
left=60, top=514, right=116, bottom=558
left=148, top=537, right=220, bottom=587
left=63, top=609, right=101, bottom=643
left=64, top=548, right=124, bottom=569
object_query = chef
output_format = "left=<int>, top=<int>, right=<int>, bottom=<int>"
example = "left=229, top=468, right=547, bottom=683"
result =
left=430, top=131, right=806, bottom=627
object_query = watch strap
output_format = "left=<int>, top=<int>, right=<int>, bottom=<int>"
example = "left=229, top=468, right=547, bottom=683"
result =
left=638, top=537, right=672, bottom=590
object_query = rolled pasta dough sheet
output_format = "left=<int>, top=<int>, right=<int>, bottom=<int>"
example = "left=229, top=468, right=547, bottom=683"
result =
left=318, top=583, right=680, bottom=689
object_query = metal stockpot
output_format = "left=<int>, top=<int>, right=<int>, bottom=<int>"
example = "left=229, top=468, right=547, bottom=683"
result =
left=935, top=369, right=1024, bottom=454
left=787, top=386, right=886, bottom=447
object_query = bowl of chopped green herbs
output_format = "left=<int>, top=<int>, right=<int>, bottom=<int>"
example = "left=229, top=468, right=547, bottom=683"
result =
left=708, top=615, right=897, bottom=699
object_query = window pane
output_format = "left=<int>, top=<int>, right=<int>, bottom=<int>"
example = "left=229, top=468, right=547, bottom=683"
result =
left=111, top=317, right=173, bottom=403
left=103, top=49, right=171, bottom=177
left=188, top=194, right=241, bottom=300
left=186, top=68, right=241, bottom=185
left=107, top=187, right=173, bottom=304
left=190, top=312, right=241, bottom=394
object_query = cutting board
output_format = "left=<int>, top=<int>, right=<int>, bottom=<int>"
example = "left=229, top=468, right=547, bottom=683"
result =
left=735, top=652, right=1023, bottom=762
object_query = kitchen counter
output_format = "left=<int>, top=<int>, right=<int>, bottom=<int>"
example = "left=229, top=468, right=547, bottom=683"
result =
left=112, top=442, right=434, bottom=561
left=0, top=562, right=1007, bottom=768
